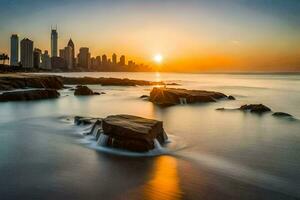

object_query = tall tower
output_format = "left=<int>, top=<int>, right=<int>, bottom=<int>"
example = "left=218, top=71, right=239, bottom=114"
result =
left=20, top=38, right=34, bottom=68
left=120, top=55, right=125, bottom=66
left=51, top=27, right=58, bottom=57
left=112, top=53, right=117, bottom=65
left=67, top=38, right=75, bottom=67
left=10, top=34, right=19, bottom=66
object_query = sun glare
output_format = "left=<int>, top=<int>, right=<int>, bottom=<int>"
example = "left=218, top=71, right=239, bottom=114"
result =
left=154, top=54, right=163, bottom=63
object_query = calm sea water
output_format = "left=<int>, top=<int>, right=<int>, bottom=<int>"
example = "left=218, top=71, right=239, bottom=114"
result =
left=0, top=72, right=299, bottom=199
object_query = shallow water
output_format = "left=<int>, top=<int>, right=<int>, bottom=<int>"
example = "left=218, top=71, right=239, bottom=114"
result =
left=0, top=72, right=299, bottom=199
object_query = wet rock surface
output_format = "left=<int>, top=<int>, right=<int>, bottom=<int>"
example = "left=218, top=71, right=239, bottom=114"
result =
left=0, top=74, right=63, bottom=90
left=62, top=76, right=165, bottom=86
left=74, top=85, right=100, bottom=96
left=0, top=89, right=60, bottom=102
left=272, top=112, right=293, bottom=117
left=149, top=87, right=228, bottom=105
left=101, top=115, right=168, bottom=152
left=228, top=95, right=236, bottom=100
left=240, top=104, right=272, bottom=113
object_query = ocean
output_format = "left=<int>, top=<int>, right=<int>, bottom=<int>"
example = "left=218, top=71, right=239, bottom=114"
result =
left=0, top=72, right=299, bottom=199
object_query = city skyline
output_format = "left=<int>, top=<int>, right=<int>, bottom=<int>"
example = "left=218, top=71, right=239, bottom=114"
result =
left=4, top=28, right=147, bottom=72
left=1, top=0, right=300, bottom=72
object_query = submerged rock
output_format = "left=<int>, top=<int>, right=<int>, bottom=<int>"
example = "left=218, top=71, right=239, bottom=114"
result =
left=100, top=115, right=168, bottom=152
left=149, top=87, right=227, bottom=106
left=74, top=116, right=95, bottom=125
left=228, top=95, right=236, bottom=100
left=74, top=85, right=99, bottom=96
left=140, top=95, right=149, bottom=99
left=0, top=89, right=60, bottom=102
left=240, top=104, right=271, bottom=113
left=272, top=112, right=293, bottom=117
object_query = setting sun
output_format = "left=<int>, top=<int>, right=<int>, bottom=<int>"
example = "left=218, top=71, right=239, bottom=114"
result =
left=153, top=54, right=163, bottom=64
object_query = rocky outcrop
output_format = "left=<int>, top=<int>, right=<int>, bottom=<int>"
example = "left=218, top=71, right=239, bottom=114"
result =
left=100, top=115, right=168, bottom=152
left=149, top=87, right=227, bottom=106
left=140, top=95, right=149, bottom=99
left=272, top=112, right=293, bottom=117
left=240, top=104, right=271, bottom=113
left=74, top=85, right=100, bottom=96
left=61, top=76, right=165, bottom=86
left=0, top=74, right=63, bottom=90
left=0, top=89, right=60, bottom=102
left=228, top=95, right=236, bottom=100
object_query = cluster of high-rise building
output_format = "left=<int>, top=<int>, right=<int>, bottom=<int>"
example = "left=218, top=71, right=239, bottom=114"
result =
left=9, top=28, right=147, bottom=71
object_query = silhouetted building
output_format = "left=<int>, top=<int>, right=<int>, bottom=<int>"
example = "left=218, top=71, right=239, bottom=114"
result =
left=33, top=48, right=42, bottom=68
left=128, top=60, right=135, bottom=67
left=51, top=28, right=58, bottom=57
left=120, top=55, right=125, bottom=66
left=64, top=46, right=73, bottom=70
left=102, top=54, right=107, bottom=66
left=112, top=53, right=117, bottom=65
left=78, top=47, right=90, bottom=68
left=67, top=38, right=75, bottom=67
left=41, top=50, right=51, bottom=69
left=51, top=56, right=65, bottom=69
left=59, top=49, right=65, bottom=59
left=90, top=57, right=96, bottom=68
left=10, top=34, right=19, bottom=66
left=20, top=38, right=33, bottom=68
left=96, top=56, right=101, bottom=67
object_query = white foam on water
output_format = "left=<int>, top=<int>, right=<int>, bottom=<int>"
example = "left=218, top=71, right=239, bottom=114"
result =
left=97, top=134, right=109, bottom=146
left=92, top=125, right=101, bottom=137
left=179, top=97, right=187, bottom=104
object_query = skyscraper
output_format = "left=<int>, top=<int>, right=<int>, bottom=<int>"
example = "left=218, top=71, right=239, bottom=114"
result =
left=41, top=50, right=51, bottom=69
left=33, top=48, right=42, bottom=68
left=59, top=49, right=65, bottom=59
left=64, top=46, right=73, bottom=70
left=67, top=39, right=75, bottom=67
left=51, top=28, right=58, bottom=57
left=102, top=54, right=107, bottom=66
left=120, top=55, right=125, bottom=66
left=10, top=34, right=19, bottom=66
left=20, top=38, right=33, bottom=68
left=112, top=53, right=117, bottom=65
left=78, top=47, right=91, bottom=68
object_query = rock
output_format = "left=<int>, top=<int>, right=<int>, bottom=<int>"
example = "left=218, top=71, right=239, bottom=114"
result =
left=0, top=89, right=60, bottom=102
left=74, top=85, right=99, bottom=96
left=0, top=74, right=64, bottom=90
left=228, top=95, right=236, bottom=100
left=272, top=112, right=292, bottom=117
left=140, top=95, right=149, bottom=99
left=61, top=76, right=165, bottom=86
left=240, top=104, right=271, bottom=113
left=74, top=116, right=94, bottom=125
left=89, top=120, right=103, bottom=137
left=166, top=83, right=180, bottom=86
left=101, top=115, right=168, bottom=152
left=149, top=87, right=227, bottom=106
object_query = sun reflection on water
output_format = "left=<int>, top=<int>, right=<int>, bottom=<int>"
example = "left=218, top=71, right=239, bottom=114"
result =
left=142, top=156, right=183, bottom=200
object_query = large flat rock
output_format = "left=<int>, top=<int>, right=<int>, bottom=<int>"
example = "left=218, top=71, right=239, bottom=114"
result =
left=149, top=87, right=228, bottom=105
left=101, top=115, right=168, bottom=152
left=0, top=74, right=63, bottom=90
left=61, top=76, right=164, bottom=86
left=0, top=89, right=60, bottom=102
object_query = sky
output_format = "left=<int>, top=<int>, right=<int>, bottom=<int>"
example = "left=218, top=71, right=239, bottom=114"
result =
left=0, top=0, right=300, bottom=72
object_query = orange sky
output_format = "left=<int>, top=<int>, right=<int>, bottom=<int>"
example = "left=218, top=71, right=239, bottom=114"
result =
left=1, top=0, right=300, bottom=72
